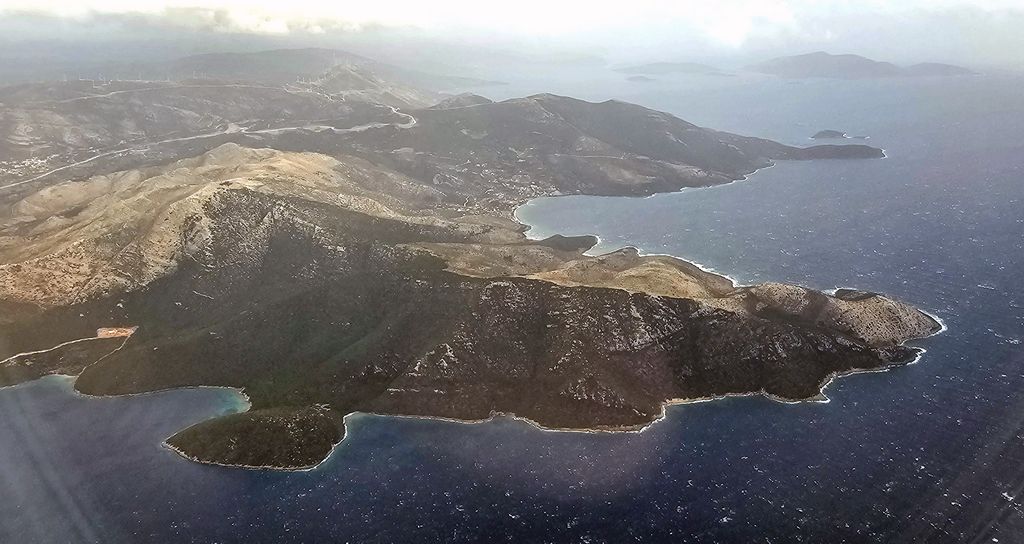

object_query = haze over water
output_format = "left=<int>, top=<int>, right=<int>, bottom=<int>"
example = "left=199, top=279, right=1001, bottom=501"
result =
left=3, top=70, right=1023, bottom=542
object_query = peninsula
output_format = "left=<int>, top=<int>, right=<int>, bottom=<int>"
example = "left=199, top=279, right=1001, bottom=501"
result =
left=0, top=49, right=939, bottom=469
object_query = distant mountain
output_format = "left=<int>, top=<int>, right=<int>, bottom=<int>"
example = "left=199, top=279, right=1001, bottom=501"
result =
left=164, top=48, right=363, bottom=83
left=615, top=62, right=722, bottom=75
left=749, top=52, right=977, bottom=79
left=165, top=48, right=502, bottom=92
left=0, top=47, right=501, bottom=107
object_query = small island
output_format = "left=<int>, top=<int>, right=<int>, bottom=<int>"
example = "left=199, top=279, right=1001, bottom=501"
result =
left=812, top=130, right=848, bottom=139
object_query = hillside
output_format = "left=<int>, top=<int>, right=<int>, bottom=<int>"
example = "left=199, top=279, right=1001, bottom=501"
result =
left=0, top=141, right=936, bottom=469
left=329, top=93, right=884, bottom=207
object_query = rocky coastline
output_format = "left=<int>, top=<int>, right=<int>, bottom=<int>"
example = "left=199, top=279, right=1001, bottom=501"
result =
left=0, top=84, right=940, bottom=470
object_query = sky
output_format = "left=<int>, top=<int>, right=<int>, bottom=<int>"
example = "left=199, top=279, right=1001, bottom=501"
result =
left=1, top=1, right=1023, bottom=68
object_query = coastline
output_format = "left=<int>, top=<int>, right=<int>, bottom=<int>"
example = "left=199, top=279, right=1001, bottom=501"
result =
left=506, top=161, right=948, bottom=413
left=181, top=315, right=947, bottom=472
left=2, top=315, right=944, bottom=475
left=0, top=330, right=137, bottom=391
left=510, top=163, right=781, bottom=285
left=161, top=439, right=330, bottom=473
left=0, top=155, right=944, bottom=473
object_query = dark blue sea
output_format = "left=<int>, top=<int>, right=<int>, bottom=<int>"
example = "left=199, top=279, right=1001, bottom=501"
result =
left=3, top=70, right=1023, bottom=542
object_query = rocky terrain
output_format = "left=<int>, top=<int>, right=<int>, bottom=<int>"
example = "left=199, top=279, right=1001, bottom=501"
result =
left=0, top=48, right=503, bottom=193
left=0, top=79, right=403, bottom=186
left=0, top=50, right=940, bottom=470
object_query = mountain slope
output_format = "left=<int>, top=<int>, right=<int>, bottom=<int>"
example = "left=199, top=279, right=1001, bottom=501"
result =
left=0, top=80, right=399, bottom=164
left=0, top=143, right=938, bottom=469
left=330, top=93, right=883, bottom=206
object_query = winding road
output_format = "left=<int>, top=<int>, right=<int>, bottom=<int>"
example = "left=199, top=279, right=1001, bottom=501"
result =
left=0, top=103, right=417, bottom=192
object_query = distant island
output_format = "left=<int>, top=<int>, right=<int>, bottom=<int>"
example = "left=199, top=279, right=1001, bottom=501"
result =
left=626, top=75, right=656, bottom=83
left=812, top=130, right=848, bottom=139
left=0, top=48, right=938, bottom=470
left=615, top=62, right=723, bottom=76
left=749, top=52, right=978, bottom=79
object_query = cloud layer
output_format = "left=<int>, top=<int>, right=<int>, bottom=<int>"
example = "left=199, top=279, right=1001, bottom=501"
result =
left=1, top=1, right=1022, bottom=67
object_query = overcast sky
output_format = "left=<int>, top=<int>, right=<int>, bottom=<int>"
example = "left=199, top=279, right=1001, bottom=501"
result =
left=1, top=1, right=1023, bottom=68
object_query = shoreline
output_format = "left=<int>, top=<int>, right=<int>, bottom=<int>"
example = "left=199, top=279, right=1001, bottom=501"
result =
left=505, top=161, right=949, bottom=410
left=0, top=308, right=946, bottom=473
left=1, top=157, right=946, bottom=472
left=511, top=163, right=784, bottom=286
left=157, top=309, right=947, bottom=472
left=513, top=162, right=938, bottom=308
left=160, top=440, right=329, bottom=473
left=4, top=327, right=942, bottom=474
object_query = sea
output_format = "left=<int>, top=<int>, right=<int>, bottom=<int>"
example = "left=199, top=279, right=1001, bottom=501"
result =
left=2, top=67, right=1023, bottom=543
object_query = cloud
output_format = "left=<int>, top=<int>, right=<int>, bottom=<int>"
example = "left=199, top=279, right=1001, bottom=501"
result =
left=1, top=1, right=1014, bottom=40
left=1, top=1, right=1022, bottom=68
